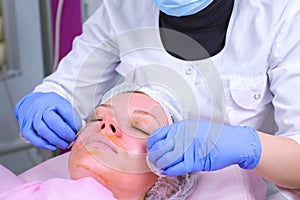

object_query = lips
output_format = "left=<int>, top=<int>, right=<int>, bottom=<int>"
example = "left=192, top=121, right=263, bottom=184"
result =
left=83, top=134, right=118, bottom=153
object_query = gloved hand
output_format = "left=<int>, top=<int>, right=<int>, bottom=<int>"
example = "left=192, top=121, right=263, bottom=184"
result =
left=14, top=92, right=82, bottom=150
left=147, top=119, right=261, bottom=176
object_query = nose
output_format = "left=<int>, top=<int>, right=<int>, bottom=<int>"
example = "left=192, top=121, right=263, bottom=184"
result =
left=98, top=117, right=121, bottom=137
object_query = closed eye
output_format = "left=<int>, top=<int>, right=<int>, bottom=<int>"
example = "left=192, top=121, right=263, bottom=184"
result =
left=132, top=126, right=150, bottom=136
left=131, top=111, right=158, bottom=136
left=89, top=118, right=103, bottom=122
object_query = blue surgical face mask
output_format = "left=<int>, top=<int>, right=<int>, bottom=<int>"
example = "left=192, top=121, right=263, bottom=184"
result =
left=153, top=0, right=214, bottom=17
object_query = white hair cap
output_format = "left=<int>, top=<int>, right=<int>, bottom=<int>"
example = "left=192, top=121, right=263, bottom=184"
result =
left=100, top=82, right=183, bottom=124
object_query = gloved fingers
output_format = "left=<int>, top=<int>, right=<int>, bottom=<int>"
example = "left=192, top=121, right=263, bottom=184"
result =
left=21, top=127, right=56, bottom=150
left=149, top=124, right=179, bottom=152
left=14, top=92, right=79, bottom=150
left=43, top=108, right=77, bottom=143
left=162, top=162, right=188, bottom=177
left=14, top=98, right=26, bottom=121
left=156, top=131, right=187, bottom=169
left=27, top=134, right=56, bottom=150
left=147, top=125, right=177, bottom=163
left=161, top=146, right=195, bottom=176
left=14, top=92, right=44, bottom=121
left=161, top=124, right=187, bottom=163
left=32, top=113, right=70, bottom=149
left=147, top=125, right=170, bottom=150
left=148, top=138, right=175, bottom=166
left=55, top=99, right=82, bottom=132
left=156, top=148, right=183, bottom=170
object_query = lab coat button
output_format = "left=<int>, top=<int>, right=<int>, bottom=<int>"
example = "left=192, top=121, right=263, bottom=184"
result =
left=185, top=68, right=193, bottom=75
left=254, top=93, right=261, bottom=100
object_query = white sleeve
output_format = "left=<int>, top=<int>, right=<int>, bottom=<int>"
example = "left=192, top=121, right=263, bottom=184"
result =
left=268, top=1, right=300, bottom=145
left=34, top=2, right=120, bottom=120
left=267, top=3, right=300, bottom=197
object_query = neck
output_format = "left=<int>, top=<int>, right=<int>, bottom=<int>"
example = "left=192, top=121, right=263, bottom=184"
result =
left=114, top=191, right=145, bottom=200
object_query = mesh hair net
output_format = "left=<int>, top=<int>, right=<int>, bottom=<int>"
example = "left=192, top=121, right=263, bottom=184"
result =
left=145, top=173, right=199, bottom=200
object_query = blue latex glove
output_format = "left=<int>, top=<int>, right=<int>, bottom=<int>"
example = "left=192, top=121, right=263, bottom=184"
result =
left=147, top=119, right=261, bottom=176
left=14, top=92, right=82, bottom=150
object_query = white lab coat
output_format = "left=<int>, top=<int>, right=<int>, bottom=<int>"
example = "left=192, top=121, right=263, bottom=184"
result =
left=34, top=0, right=300, bottom=198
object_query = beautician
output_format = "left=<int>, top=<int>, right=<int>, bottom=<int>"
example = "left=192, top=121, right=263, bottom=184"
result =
left=14, top=0, right=300, bottom=197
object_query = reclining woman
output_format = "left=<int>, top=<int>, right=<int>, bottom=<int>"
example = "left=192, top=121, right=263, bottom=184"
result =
left=68, top=83, right=200, bottom=200
left=0, top=83, right=266, bottom=199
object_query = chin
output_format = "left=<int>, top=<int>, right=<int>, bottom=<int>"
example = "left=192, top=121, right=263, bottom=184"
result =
left=69, top=139, right=158, bottom=197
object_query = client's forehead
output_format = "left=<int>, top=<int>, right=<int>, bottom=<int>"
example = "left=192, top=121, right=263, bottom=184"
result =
left=96, top=92, right=160, bottom=112
left=107, top=92, right=160, bottom=109
left=92, top=92, right=168, bottom=125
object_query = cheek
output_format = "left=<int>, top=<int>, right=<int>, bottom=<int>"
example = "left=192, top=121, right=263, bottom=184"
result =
left=69, top=139, right=92, bottom=178
left=119, top=136, right=148, bottom=154
left=69, top=139, right=157, bottom=193
left=69, top=139, right=98, bottom=172
left=69, top=139, right=113, bottom=185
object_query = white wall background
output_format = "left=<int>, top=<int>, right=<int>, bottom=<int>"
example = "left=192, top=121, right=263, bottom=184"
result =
left=81, top=0, right=103, bottom=22
left=0, top=0, right=51, bottom=174
left=0, top=0, right=104, bottom=175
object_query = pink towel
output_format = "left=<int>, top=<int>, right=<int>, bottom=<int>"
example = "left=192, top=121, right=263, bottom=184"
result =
left=0, top=165, right=115, bottom=200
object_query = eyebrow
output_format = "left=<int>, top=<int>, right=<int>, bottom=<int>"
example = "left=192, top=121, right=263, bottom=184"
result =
left=99, top=103, right=112, bottom=109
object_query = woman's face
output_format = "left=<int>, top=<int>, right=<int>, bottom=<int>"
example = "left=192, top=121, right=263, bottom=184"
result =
left=68, top=92, right=168, bottom=199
